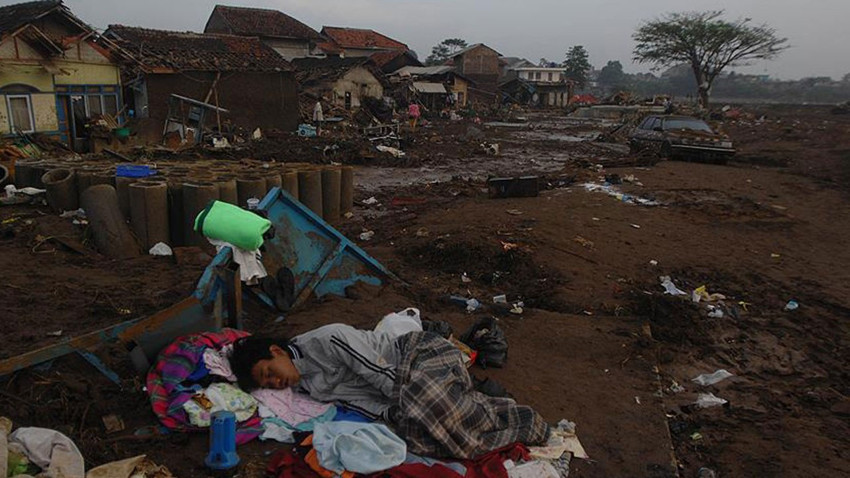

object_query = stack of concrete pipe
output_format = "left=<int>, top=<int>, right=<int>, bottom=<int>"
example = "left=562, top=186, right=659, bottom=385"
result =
left=16, top=158, right=355, bottom=249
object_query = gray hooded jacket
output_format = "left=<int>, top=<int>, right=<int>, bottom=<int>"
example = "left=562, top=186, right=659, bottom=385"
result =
left=288, top=323, right=404, bottom=420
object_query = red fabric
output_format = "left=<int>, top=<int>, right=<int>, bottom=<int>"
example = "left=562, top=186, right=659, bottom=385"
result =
left=462, top=443, right=530, bottom=478
left=266, top=448, right=321, bottom=478
left=369, top=443, right=530, bottom=478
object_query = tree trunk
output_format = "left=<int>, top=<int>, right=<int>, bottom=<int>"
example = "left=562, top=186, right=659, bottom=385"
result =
left=699, top=88, right=710, bottom=109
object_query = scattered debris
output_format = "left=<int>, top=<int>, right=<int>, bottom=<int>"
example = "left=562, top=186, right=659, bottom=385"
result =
left=692, top=369, right=734, bottom=386
left=359, top=230, right=375, bottom=241
left=784, top=300, right=799, bottom=311
left=660, top=276, right=688, bottom=296
left=695, top=392, right=728, bottom=409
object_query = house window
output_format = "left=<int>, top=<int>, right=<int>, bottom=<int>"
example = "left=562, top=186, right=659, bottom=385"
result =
left=84, top=94, right=120, bottom=118
left=548, top=72, right=553, bottom=82
left=7, top=95, right=35, bottom=133
left=535, top=72, right=541, bottom=80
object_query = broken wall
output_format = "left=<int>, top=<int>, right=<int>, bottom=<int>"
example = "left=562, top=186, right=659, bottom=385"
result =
left=137, top=70, right=300, bottom=143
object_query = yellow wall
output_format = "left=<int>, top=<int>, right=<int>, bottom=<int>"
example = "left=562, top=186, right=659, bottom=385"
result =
left=452, top=77, right=470, bottom=107
left=0, top=95, right=8, bottom=132
left=0, top=67, right=54, bottom=91
left=54, top=62, right=121, bottom=86
left=31, top=93, right=58, bottom=131
left=332, top=67, right=383, bottom=109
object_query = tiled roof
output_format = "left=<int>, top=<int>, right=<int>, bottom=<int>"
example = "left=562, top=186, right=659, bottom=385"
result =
left=206, top=5, right=320, bottom=40
left=0, top=1, right=93, bottom=39
left=291, top=56, right=378, bottom=85
left=321, top=26, right=407, bottom=51
left=106, top=25, right=292, bottom=72
left=369, top=50, right=421, bottom=69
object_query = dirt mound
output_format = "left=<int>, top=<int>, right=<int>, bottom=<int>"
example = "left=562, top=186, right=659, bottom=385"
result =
left=399, top=237, right=566, bottom=311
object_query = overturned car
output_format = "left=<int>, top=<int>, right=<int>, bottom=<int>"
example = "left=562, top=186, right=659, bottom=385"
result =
left=629, top=115, right=735, bottom=163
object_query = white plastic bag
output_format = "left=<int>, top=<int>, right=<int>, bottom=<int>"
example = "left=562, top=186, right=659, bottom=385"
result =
left=695, top=392, right=728, bottom=408
left=374, top=308, right=422, bottom=339
left=149, top=242, right=173, bottom=256
left=692, top=369, right=734, bottom=386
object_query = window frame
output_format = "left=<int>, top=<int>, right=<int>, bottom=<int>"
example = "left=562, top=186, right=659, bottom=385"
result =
left=6, top=94, right=36, bottom=133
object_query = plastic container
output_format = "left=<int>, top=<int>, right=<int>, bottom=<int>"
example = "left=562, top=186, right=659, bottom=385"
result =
left=205, top=411, right=239, bottom=472
left=116, top=164, right=156, bottom=178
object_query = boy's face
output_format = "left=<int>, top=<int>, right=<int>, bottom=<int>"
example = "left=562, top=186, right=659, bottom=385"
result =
left=251, top=345, right=301, bottom=389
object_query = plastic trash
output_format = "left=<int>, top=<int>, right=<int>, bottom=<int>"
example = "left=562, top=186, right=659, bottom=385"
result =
left=205, top=411, right=239, bottom=471
left=692, top=369, right=734, bottom=386
left=362, top=197, right=379, bottom=206
left=149, top=242, right=173, bottom=256
left=461, top=272, right=472, bottom=283
left=707, top=307, right=724, bottom=319
left=695, top=392, right=728, bottom=409
left=466, top=298, right=481, bottom=313
left=697, top=467, right=717, bottom=478
left=660, top=276, right=687, bottom=296
left=246, top=197, right=260, bottom=210
left=493, top=294, right=508, bottom=304
left=359, top=230, right=375, bottom=241
left=785, top=300, right=799, bottom=311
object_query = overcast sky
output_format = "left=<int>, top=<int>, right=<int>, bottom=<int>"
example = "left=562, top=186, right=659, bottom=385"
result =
left=48, top=0, right=850, bottom=80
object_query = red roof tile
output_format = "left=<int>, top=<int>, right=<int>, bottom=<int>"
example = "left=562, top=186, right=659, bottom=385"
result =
left=106, top=25, right=292, bottom=72
left=205, top=5, right=320, bottom=40
left=321, top=26, right=407, bottom=51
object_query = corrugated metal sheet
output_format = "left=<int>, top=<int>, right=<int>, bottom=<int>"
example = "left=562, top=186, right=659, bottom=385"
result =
left=412, top=82, right=447, bottom=94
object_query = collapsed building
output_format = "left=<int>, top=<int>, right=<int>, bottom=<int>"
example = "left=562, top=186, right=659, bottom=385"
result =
left=103, top=25, right=300, bottom=144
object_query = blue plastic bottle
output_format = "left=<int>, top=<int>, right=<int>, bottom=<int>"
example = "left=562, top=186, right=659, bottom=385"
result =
left=205, top=411, right=240, bottom=472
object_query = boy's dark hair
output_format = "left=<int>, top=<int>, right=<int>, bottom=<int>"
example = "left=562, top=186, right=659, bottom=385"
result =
left=230, top=336, right=289, bottom=391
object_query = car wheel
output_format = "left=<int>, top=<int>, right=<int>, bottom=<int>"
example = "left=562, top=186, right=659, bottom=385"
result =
left=660, top=142, right=673, bottom=159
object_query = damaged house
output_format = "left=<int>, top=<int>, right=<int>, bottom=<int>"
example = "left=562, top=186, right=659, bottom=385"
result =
left=203, top=4, right=323, bottom=60
left=500, top=65, right=571, bottom=107
left=319, top=26, right=409, bottom=58
left=388, top=65, right=474, bottom=109
left=103, top=25, right=299, bottom=143
left=446, top=43, right=502, bottom=105
left=291, top=56, right=384, bottom=111
left=0, top=0, right=123, bottom=152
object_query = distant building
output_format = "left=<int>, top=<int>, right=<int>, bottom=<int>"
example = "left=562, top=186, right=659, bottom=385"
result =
left=104, top=25, right=299, bottom=142
left=320, top=27, right=409, bottom=58
left=388, top=65, right=475, bottom=108
left=369, top=49, right=422, bottom=74
left=447, top=43, right=502, bottom=104
left=203, top=4, right=322, bottom=60
left=292, top=57, right=384, bottom=111
left=500, top=66, right=570, bottom=107
left=0, top=0, right=123, bottom=151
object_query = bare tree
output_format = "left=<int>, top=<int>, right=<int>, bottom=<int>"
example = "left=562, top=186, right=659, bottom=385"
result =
left=633, top=11, right=788, bottom=107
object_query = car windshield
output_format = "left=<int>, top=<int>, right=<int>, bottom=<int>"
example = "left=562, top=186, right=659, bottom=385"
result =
left=663, top=118, right=713, bottom=132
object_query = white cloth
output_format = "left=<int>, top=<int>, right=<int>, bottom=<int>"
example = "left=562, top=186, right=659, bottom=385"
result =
left=208, top=239, right=267, bottom=285
left=203, top=345, right=237, bottom=382
left=8, top=427, right=85, bottom=478
left=374, top=308, right=422, bottom=339
left=312, top=422, right=406, bottom=474
left=505, top=459, right=561, bottom=478
left=313, top=102, right=324, bottom=122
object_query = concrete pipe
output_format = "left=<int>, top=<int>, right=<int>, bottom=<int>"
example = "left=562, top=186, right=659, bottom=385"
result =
left=321, top=167, right=342, bottom=223
left=236, top=176, right=266, bottom=209
left=183, top=182, right=220, bottom=246
left=29, top=162, right=49, bottom=189
left=115, top=176, right=137, bottom=220
left=129, top=181, right=170, bottom=251
left=340, top=166, right=354, bottom=216
left=13, top=161, right=34, bottom=188
left=42, top=168, right=78, bottom=212
left=0, top=164, right=9, bottom=187
left=215, top=177, right=238, bottom=205
left=264, top=173, right=282, bottom=193
left=283, top=171, right=299, bottom=199
left=92, top=170, right=115, bottom=188
left=80, top=185, right=140, bottom=259
left=297, top=169, right=323, bottom=217
left=166, top=181, right=186, bottom=247
left=75, top=166, right=99, bottom=197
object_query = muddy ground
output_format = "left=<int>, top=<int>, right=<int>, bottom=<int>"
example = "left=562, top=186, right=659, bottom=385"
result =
left=1, top=105, right=848, bottom=477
